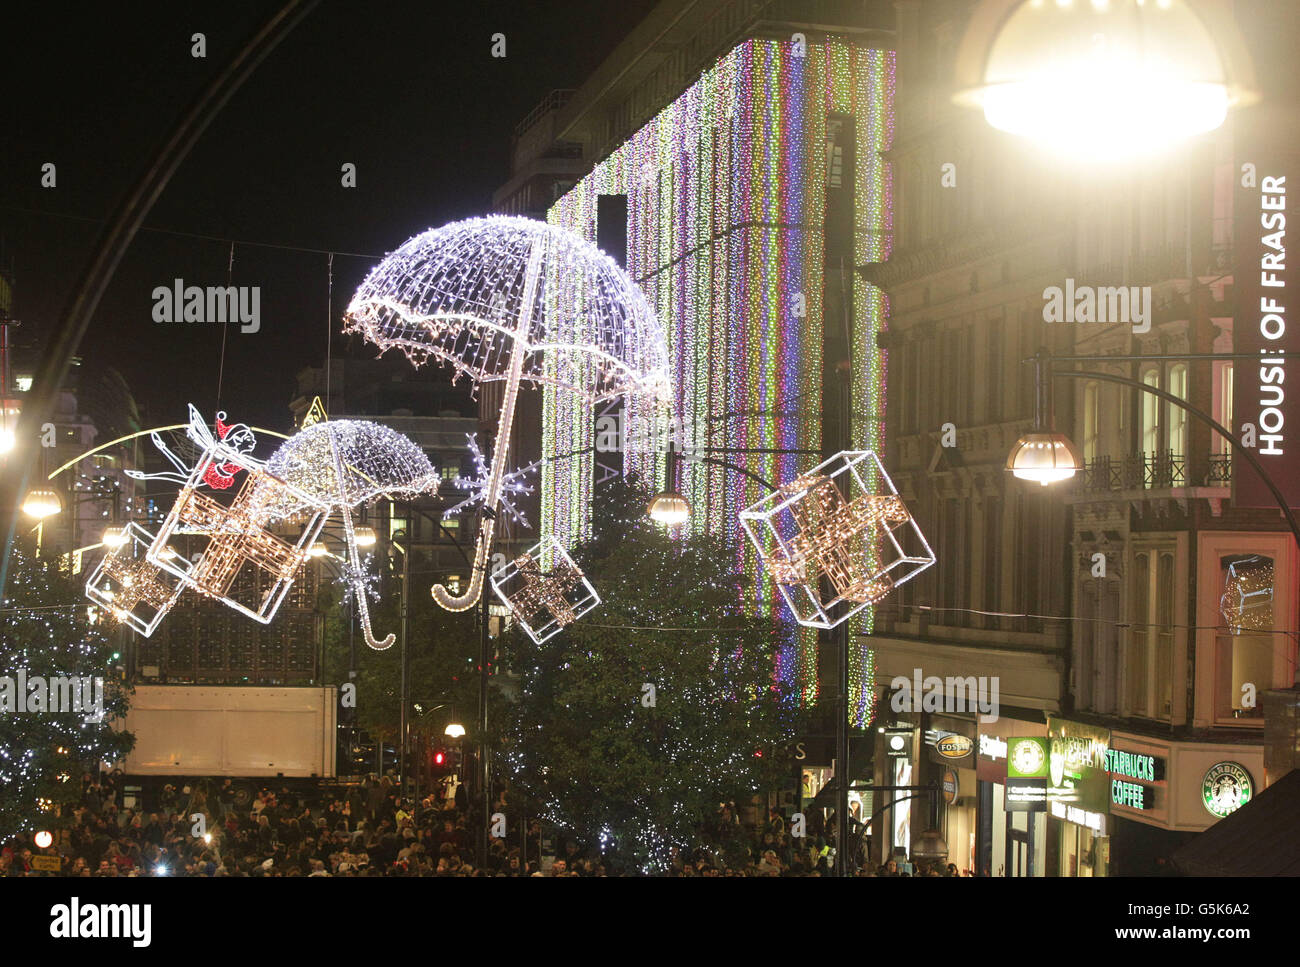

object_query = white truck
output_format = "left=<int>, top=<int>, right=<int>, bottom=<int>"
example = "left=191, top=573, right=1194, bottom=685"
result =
left=116, top=684, right=338, bottom=809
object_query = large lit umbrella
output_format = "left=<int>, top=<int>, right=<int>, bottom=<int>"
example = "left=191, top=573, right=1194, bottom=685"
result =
left=266, top=420, right=440, bottom=649
left=345, top=215, right=671, bottom=611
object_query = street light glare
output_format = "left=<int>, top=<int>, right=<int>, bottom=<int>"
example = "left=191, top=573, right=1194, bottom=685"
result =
left=445, top=723, right=466, bottom=738
left=648, top=490, right=691, bottom=525
left=953, top=0, right=1256, bottom=161
left=21, top=488, right=62, bottom=519
left=1006, top=431, right=1084, bottom=485
left=102, top=525, right=129, bottom=549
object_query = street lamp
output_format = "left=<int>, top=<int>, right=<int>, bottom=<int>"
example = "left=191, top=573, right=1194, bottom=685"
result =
left=21, top=488, right=61, bottom=519
left=952, top=0, right=1257, bottom=161
left=647, top=489, right=690, bottom=525
left=444, top=722, right=466, bottom=739
left=353, top=526, right=377, bottom=548
left=1006, top=431, right=1083, bottom=486
left=101, top=525, right=129, bottom=549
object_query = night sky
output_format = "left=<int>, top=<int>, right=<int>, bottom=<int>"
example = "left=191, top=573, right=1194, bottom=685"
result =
left=1, top=0, right=659, bottom=432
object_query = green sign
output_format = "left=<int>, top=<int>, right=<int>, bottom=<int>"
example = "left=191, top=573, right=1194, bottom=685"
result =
left=1047, top=717, right=1111, bottom=814
left=1202, top=762, right=1253, bottom=818
left=1007, top=738, right=1049, bottom=778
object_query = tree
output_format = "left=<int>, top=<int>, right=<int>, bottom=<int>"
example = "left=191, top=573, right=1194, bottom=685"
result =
left=501, top=478, right=801, bottom=872
left=0, top=545, right=133, bottom=836
left=320, top=542, right=503, bottom=751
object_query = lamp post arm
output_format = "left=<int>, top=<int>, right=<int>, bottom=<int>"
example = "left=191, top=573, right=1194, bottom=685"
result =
left=685, top=454, right=779, bottom=492
left=1051, top=368, right=1300, bottom=550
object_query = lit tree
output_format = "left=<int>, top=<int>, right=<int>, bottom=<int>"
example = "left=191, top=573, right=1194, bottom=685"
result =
left=501, top=477, right=800, bottom=873
left=0, top=545, right=133, bottom=836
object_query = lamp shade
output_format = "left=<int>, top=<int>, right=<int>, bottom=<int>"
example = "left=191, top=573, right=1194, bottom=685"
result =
left=444, top=723, right=466, bottom=738
left=101, top=525, right=129, bottom=549
left=22, top=488, right=62, bottom=519
left=1006, top=431, right=1084, bottom=485
left=648, top=490, right=691, bottom=525
left=952, top=0, right=1257, bottom=161
left=353, top=526, right=377, bottom=548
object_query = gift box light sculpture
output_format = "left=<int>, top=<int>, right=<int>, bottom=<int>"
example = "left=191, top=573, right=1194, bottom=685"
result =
left=84, top=522, right=184, bottom=637
left=85, top=407, right=439, bottom=641
left=1220, top=555, right=1274, bottom=635
left=345, top=215, right=671, bottom=614
left=489, top=535, right=600, bottom=645
left=739, top=451, right=935, bottom=630
left=147, top=428, right=329, bottom=626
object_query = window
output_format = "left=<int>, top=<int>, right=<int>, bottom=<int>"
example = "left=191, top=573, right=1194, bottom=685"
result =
left=1215, top=554, right=1275, bottom=723
left=986, top=322, right=1003, bottom=424
left=1128, top=547, right=1176, bottom=720
left=1141, top=367, right=1160, bottom=462
left=1213, top=361, right=1233, bottom=457
left=1082, top=381, right=1100, bottom=464
left=1166, top=364, right=1188, bottom=457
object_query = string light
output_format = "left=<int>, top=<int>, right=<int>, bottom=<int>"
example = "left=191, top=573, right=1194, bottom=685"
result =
left=264, top=419, right=440, bottom=512
left=345, top=215, right=671, bottom=613
left=739, top=450, right=934, bottom=630
left=489, top=536, right=600, bottom=645
left=544, top=37, right=895, bottom=719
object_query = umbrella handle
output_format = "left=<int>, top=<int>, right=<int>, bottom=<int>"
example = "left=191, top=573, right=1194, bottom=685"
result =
left=431, top=518, right=493, bottom=612
left=327, top=431, right=396, bottom=651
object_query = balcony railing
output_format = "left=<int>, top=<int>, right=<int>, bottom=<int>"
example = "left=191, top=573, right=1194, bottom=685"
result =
left=1077, top=450, right=1186, bottom=493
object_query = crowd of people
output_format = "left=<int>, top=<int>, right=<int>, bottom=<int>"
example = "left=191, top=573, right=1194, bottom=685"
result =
left=0, top=772, right=975, bottom=876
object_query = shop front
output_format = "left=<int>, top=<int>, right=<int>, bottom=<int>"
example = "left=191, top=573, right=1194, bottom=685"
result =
left=926, top=713, right=978, bottom=874
left=976, top=716, right=1048, bottom=877
left=1105, top=731, right=1264, bottom=875
left=1046, top=717, right=1112, bottom=877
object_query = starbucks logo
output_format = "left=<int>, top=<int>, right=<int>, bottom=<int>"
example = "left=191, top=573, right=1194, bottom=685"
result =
left=1201, top=761, right=1253, bottom=818
left=1011, top=739, right=1045, bottom=776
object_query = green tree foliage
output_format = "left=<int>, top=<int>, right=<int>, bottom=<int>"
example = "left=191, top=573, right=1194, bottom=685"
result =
left=320, top=539, right=502, bottom=749
left=501, top=478, right=800, bottom=872
left=0, top=546, right=133, bottom=835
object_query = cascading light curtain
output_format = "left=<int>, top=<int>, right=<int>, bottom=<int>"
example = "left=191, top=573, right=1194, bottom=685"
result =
left=544, top=37, right=894, bottom=723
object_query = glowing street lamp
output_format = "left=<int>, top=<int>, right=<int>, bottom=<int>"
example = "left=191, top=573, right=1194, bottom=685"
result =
left=1006, top=430, right=1084, bottom=485
left=647, top=489, right=691, bottom=525
left=21, top=488, right=62, bottom=519
left=952, top=0, right=1257, bottom=161
left=444, top=722, right=466, bottom=739
left=101, top=525, right=129, bottom=549
left=352, top=526, right=377, bottom=549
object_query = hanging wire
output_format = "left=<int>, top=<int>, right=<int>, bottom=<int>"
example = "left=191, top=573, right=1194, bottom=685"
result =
left=215, top=241, right=234, bottom=409
left=326, top=252, right=334, bottom=413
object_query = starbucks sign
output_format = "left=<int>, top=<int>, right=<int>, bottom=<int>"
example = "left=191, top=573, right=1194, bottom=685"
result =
left=1201, top=762, right=1253, bottom=819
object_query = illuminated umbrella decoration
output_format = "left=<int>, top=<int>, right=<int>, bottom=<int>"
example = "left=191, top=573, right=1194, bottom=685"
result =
left=265, top=420, right=440, bottom=649
left=345, top=215, right=671, bottom=612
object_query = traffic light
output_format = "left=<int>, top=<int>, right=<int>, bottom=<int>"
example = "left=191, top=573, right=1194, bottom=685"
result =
left=430, top=747, right=449, bottom=775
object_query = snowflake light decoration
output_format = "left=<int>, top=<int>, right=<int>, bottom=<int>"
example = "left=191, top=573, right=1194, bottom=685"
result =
left=345, top=216, right=671, bottom=614
left=441, top=433, right=539, bottom=529
left=489, top=535, right=600, bottom=645
left=739, top=450, right=936, bottom=630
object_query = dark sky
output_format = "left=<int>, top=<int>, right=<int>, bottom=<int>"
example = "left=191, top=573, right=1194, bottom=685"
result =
left=1, top=0, right=658, bottom=432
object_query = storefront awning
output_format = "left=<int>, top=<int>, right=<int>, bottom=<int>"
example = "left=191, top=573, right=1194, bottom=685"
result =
left=1171, top=769, right=1300, bottom=876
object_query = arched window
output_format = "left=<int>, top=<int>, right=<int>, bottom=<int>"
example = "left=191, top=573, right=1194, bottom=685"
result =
left=1083, top=380, right=1100, bottom=464
left=1167, top=364, right=1188, bottom=457
left=1141, top=367, right=1160, bottom=464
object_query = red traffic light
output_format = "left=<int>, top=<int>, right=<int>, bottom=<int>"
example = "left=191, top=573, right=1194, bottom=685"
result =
left=434, top=750, right=446, bottom=766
